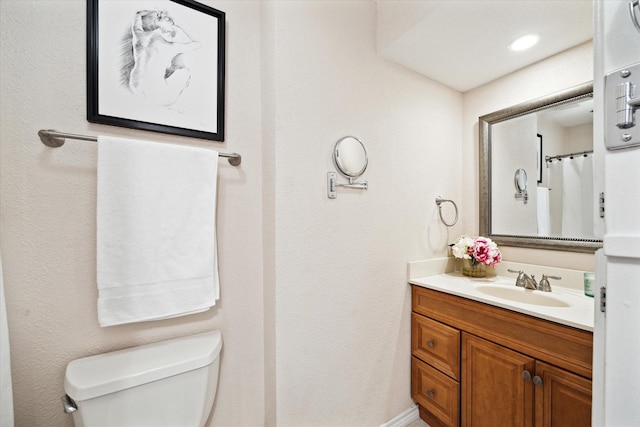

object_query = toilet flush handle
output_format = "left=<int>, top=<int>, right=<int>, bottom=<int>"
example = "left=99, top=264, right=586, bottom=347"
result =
left=61, top=394, right=78, bottom=414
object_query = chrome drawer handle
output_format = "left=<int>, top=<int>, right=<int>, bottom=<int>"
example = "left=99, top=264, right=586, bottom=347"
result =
left=427, top=389, right=435, bottom=398
left=427, top=340, right=435, bottom=348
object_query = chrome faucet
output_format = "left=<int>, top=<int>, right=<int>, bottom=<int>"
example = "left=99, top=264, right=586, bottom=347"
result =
left=508, top=269, right=547, bottom=290
left=508, top=269, right=536, bottom=289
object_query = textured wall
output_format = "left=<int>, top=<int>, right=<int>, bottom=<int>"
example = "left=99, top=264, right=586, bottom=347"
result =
left=263, top=2, right=463, bottom=425
left=0, top=1, right=265, bottom=426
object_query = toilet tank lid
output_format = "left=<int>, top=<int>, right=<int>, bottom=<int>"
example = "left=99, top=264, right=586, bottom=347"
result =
left=64, top=330, right=222, bottom=401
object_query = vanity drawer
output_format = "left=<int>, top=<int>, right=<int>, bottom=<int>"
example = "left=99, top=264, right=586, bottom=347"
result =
left=412, top=356, right=460, bottom=427
left=412, top=313, right=460, bottom=380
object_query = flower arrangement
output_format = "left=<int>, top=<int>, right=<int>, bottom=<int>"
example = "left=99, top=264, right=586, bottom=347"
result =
left=449, top=235, right=502, bottom=267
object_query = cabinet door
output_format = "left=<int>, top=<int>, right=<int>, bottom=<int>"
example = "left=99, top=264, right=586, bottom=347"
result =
left=534, top=361, right=592, bottom=427
left=462, top=333, right=535, bottom=427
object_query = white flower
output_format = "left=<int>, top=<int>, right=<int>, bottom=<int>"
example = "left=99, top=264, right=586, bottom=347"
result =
left=449, top=235, right=502, bottom=266
left=450, top=235, right=474, bottom=259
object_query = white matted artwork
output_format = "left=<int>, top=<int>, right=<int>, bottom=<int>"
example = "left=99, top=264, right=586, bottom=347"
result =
left=87, top=0, right=225, bottom=141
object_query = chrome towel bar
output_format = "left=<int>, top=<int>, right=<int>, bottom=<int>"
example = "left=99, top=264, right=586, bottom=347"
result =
left=38, top=129, right=242, bottom=166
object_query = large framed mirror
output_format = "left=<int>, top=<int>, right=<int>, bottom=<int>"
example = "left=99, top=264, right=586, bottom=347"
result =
left=479, top=82, right=602, bottom=253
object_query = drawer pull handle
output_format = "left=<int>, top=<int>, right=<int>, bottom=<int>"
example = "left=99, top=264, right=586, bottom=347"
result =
left=427, top=340, right=435, bottom=348
left=522, top=370, right=532, bottom=381
left=427, top=389, right=435, bottom=398
left=533, top=376, right=543, bottom=386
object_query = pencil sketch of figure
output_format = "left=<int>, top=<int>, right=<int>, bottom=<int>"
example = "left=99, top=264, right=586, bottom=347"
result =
left=120, top=9, right=200, bottom=107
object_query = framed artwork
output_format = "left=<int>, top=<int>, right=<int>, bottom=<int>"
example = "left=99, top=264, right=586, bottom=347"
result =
left=537, top=133, right=543, bottom=183
left=87, top=0, right=225, bottom=141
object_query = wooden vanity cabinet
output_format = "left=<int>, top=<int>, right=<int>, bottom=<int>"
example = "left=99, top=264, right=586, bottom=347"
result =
left=411, top=285, right=593, bottom=427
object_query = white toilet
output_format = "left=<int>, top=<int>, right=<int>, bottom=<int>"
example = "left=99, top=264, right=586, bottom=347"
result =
left=62, top=330, right=222, bottom=427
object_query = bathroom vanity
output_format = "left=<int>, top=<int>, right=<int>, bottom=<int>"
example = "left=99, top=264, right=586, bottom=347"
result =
left=410, top=273, right=593, bottom=427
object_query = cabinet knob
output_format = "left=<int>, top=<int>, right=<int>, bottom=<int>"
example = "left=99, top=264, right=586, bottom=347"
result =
left=522, top=370, right=532, bottom=381
left=533, top=376, right=543, bottom=386
left=427, top=390, right=435, bottom=398
left=427, top=340, right=435, bottom=348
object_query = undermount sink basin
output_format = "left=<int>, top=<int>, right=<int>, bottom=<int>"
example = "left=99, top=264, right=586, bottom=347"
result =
left=475, top=285, right=571, bottom=308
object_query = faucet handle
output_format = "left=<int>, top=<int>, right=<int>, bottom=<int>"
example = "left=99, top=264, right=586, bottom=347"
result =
left=508, top=269, right=526, bottom=287
left=537, top=274, right=561, bottom=292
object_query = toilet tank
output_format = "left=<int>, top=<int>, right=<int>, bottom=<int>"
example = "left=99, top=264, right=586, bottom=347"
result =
left=64, top=330, right=222, bottom=427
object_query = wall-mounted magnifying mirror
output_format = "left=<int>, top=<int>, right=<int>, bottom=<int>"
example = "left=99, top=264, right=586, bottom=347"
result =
left=327, top=136, right=369, bottom=199
left=333, top=136, right=368, bottom=178
left=514, top=168, right=528, bottom=204
left=514, top=168, right=527, bottom=192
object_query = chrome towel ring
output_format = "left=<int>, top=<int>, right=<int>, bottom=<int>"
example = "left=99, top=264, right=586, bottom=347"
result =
left=435, top=196, right=458, bottom=227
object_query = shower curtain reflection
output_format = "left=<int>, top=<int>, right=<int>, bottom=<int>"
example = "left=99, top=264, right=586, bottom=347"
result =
left=546, top=154, right=595, bottom=239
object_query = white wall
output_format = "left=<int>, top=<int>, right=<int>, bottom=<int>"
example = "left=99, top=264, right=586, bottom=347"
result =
left=538, top=114, right=567, bottom=187
left=0, top=1, right=265, bottom=426
left=263, top=2, right=462, bottom=424
left=567, top=123, right=594, bottom=153
left=1, top=1, right=462, bottom=426
left=491, top=115, right=538, bottom=235
left=463, top=42, right=596, bottom=271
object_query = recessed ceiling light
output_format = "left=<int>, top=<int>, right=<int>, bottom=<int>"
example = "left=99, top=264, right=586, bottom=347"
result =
left=508, top=34, right=540, bottom=52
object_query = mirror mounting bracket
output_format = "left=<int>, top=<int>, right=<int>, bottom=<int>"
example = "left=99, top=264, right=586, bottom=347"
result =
left=515, top=191, right=528, bottom=204
left=327, top=173, right=368, bottom=199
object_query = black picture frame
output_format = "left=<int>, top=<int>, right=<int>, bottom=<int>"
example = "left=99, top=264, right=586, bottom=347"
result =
left=537, top=133, right=543, bottom=183
left=87, top=0, right=225, bottom=141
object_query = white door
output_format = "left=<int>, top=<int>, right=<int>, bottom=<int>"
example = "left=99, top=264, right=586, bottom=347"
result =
left=594, top=1, right=640, bottom=426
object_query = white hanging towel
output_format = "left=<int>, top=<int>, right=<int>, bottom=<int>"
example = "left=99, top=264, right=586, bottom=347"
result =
left=536, top=186, right=551, bottom=236
left=96, top=136, right=219, bottom=327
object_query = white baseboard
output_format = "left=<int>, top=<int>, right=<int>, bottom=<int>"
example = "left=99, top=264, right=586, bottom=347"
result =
left=380, top=404, right=419, bottom=427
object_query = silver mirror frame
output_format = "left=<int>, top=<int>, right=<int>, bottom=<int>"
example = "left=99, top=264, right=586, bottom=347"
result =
left=479, top=82, right=602, bottom=253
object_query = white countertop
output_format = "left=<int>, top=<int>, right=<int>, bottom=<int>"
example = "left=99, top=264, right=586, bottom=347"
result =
left=410, top=272, right=594, bottom=332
